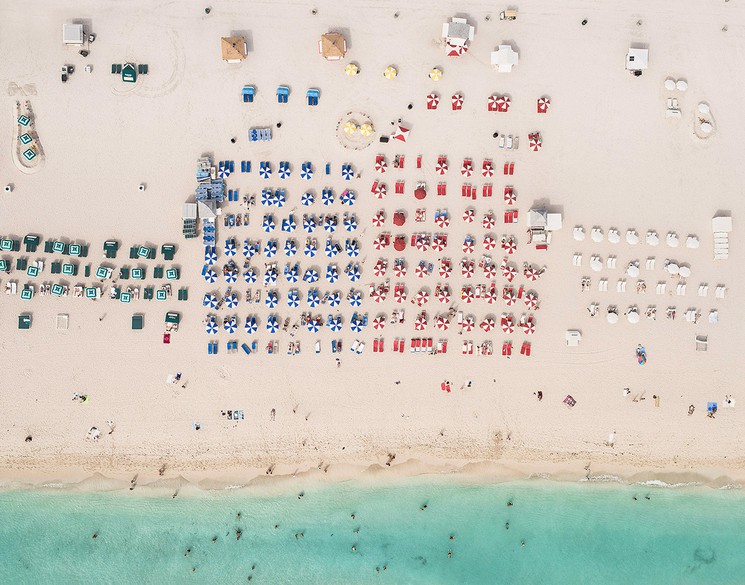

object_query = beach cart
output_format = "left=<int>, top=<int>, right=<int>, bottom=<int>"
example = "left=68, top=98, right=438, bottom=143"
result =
left=500, top=9, right=517, bottom=20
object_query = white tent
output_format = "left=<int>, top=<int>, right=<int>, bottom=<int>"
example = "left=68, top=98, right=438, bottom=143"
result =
left=565, top=330, right=582, bottom=347
left=197, top=201, right=217, bottom=219
left=62, top=23, right=84, bottom=45
left=625, top=47, right=648, bottom=71
left=491, top=45, right=519, bottom=73
left=442, top=17, right=474, bottom=47
left=711, top=216, right=732, bottom=232
left=181, top=203, right=197, bottom=220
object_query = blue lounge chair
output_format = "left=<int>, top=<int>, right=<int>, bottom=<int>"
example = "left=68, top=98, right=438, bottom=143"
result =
left=261, top=127, right=272, bottom=140
left=241, top=343, right=251, bottom=355
left=276, top=85, right=289, bottom=103
left=306, top=88, right=320, bottom=106
left=242, top=85, right=255, bottom=103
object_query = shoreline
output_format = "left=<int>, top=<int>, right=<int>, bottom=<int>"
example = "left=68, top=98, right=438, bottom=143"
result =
left=1, top=451, right=743, bottom=496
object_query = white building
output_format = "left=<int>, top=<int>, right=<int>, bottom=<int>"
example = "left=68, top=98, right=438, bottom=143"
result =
left=62, top=23, right=84, bottom=45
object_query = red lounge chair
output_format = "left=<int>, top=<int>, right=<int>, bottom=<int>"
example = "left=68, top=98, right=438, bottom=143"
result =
left=521, top=341, right=531, bottom=356
left=535, top=244, right=548, bottom=251
left=417, top=155, right=422, bottom=169
left=483, top=184, right=493, bottom=198
left=470, top=186, right=477, bottom=200
left=163, top=333, right=171, bottom=344
left=441, top=340, right=447, bottom=353
left=427, top=338, right=433, bottom=353
left=461, top=184, right=469, bottom=197
left=399, top=338, right=405, bottom=353
left=373, top=339, right=379, bottom=352
left=398, top=156, right=405, bottom=168
left=393, top=338, right=399, bottom=352
left=509, top=162, right=515, bottom=175
left=395, top=181, right=405, bottom=194
left=379, top=339, right=384, bottom=352
left=371, top=180, right=379, bottom=193
left=437, top=183, right=447, bottom=196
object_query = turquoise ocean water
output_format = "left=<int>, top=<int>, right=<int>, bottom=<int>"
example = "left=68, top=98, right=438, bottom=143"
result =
left=0, top=479, right=743, bottom=584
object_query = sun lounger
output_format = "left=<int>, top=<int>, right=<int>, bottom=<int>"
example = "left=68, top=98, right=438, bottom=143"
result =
left=520, top=342, right=531, bottom=356
left=306, top=88, right=320, bottom=106
left=709, top=310, right=718, bottom=324
left=695, top=335, right=708, bottom=351
left=131, top=314, right=144, bottom=330
left=698, top=284, right=708, bottom=297
left=715, top=285, right=727, bottom=299
left=572, top=254, right=582, bottom=267
left=242, top=85, right=255, bottom=103
left=656, top=282, right=666, bottom=295
left=607, top=257, right=617, bottom=269
left=276, top=85, right=289, bottom=103
left=645, top=258, right=655, bottom=270
left=617, top=280, right=626, bottom=293
left=676, top=283, right=687, bottom=296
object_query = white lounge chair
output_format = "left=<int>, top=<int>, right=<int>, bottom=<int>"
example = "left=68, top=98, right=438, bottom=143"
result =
left=715, top=285, right=727, bottom=299
left=607, top=229, right=621, bottom=244
left=666, top=232, right=679, bottom=247
left=607, top=256, right=617, bottom=269
left=573, top=226, right=585, bottom=241
left=676, top=283, right=687, bottom=296
left=573, top=254, right=583, bottom=267
left=591, top=228, right=604, bottom=243
left=698, top=285, right=708, bottom=297
left=645, top=258, right=655, bottom=270
left=684, top=309, right=697, bottom=323
left=656, top=282, right=666, bottom=295
left=709, top=310, right=718, bottom=324
left=617, top=279, right=627, bottom=293
left=626, top=230, right=639, bottom=245
left=695, top=335, right=708, bottom=351
left=686, top=236, right=700, bottom=249
left=646, top=231, right=659, bottom=246
left=590, top=256, right=602, bottom=272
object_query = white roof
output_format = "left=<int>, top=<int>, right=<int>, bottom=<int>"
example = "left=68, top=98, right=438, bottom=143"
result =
left=491, top=45, right=519, bottom=72
left=625, top=47, right=648, bottom=71
left=711, top=216, right=733, bottom=232
left=181, top=203, right=197, bottom=219
left=197, top=201, right=217, bottom=219
left=565, top=330, right=582, bottom=346
left=546, top=213, right=563, bottom=231
left=442, top=19, right=474, bottom=46
left=62, top=24, right=84, bottom=44
left=527, top=209, right=547, bottom=228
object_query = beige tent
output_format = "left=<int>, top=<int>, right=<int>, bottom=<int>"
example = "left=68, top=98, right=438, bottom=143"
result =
left=318, top=33, right=347, bottom=61
left=221, top=36, right=247, bottom=63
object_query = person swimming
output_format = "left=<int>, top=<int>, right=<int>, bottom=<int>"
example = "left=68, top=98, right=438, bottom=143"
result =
left=447, top=549, right=452, bottom=559
left=236, top=530, right=242, bottom=541
left=505, top=522, right=510, bottom=530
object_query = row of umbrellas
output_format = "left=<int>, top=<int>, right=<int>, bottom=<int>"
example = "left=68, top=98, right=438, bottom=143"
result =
left=216, top=237, right=363, bottom=262
left=205, top=313, right=356, bottom=334
left=260, top=212, right=359, bottom=234
left=343, top=121, right=375, bottom=136
left=253, top=161, right=357, bottom=180
left=425, top=92, right=464, bottom=111
left=260, top=188, right=357, bottom=208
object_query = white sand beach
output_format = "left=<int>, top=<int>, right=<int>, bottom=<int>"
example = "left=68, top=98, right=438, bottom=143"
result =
left=1, top=0, right=745, bottom=490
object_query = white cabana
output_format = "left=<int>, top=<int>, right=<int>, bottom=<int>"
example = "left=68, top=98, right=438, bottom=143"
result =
left=625, top=47, right=648, bottom=72
left=197, top=200, right=217, bottom=220
left=181, top=203, right=197, bottom=220
left=491, top=44, right=519, bottom=73
left=527, top=209, right=562, bottom=231
left=565, top=330, right=582, bottom=347
left=442, top=17, right=474, bottom=47
left=62, top=23, right=84, bottom=45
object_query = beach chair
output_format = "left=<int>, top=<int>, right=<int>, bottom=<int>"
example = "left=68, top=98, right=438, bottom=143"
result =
left=154, top=266, right=164, bottom=279
left=276, top=85, right=289, bottom=103
left=306, top=88, right=320, bottom=106
left=437, top=183, right=447, bottom=196
left=16, top=258, right=27, bottom=270
left=482, top=184, right=493, bottom=198
left=119, top=267, right=130, bottom=279
left=715, top=285, right=727, bottom=299
left=645, top=258, right=655, bottom=271
left=242, top=85, right=255, bottom=103
left=676, top=283, right=687, bottom=296
left=521, top=342, right=531, bottom=356
left=616, top=280, right=626, bottom=293
left=698, top=284, right=708, bottom=297
left=607, top=257, right=617, bottom=269
left=18, top=314, right=31, bottom=329
left=655, top=282, right=666, bottom=295
left=131, top=314, right=144, bottom=330
left=161, top=244, right=176, bottom=260
left=395, top=180, right=405, bottom=194
left=23, top=234, right=40, bottom=253
left=572, top=254, right=582, bottom=267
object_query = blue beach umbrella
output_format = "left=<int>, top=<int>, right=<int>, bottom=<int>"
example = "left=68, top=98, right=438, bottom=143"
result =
left=323, top=215, right=337, bottom=233
left=303, top=214, right=317, bottom=233
left=301, top=191, right=315, bottom=206
left=203, top=293, right=218, bottom=308
left=279, top=161, right=291, bottom=179
left=205, top=316, right=218, bottom=334
left=204, top=246, right=217, bottom=264
left=265, top=290, right=279, bottom=308
left=307, top=289, right=320, bottom=308
left=259, top=161, right=271, bottom=179
left=225, top=293, right=239, bottom=308
left=344, top=215, right=358, bottom=232
left=303, top=268, right=319, bottom=283
left=329, top=315, right=343, bottom=331
left=245, top=316, right=258, bottom=334
left=348, top=289, right=362, bottom=307
left=307, top=318, right=320, bottom=333
left=346, top=262, right=361, bottom=282
left=328, top=291, right=341, bottom=307
left=287, top=289, right=300, bottom=308
left=304, top=241, right=317, bottom=257
left=284, top=263, right=299, bottom=283
left=345, top=239, right=360, bottom=257
left=326, top=264, right=339, bottom=283
left=225, top=269, right=238, bottom=284
left=218, top=166, right=228, bottom=179
left=321, top=189, right=334, bottom=206
left=341, top=189, right=356, bottom=206
left=301, top=162, right=313, bottom=180
left=224, top=316, right=238, bottom=333
left=244, top=267, right=258, bottom=284
left=224, top=239, right=237, bottom=256
left=262, top=214, right=275, bottom=232
left=264, top=239, right=278, bottom=257
left=282, top=215, right=297, bottom=233
left=242, top=240, right=252, bottom=257
left=202, top=266, right=217, bottom=283
left=350, top=319, right=363, bottom=333
left=284, top=239, right=297, bottom=257
left=266, top=314, right=280, bottom=333
left=341, top=164, right=354, bottom=180
left=325, top=239, right=338, bottom=258
left=261, top=189, right=273, bottom=206
left=275, top=189, right=286, bottom=207
left=264, top=267, right=278, bottom=286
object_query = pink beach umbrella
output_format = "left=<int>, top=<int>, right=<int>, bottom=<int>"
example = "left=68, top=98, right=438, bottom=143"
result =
left=439, top=259, right=452, bottom=278
left=393, top=261, right=407, bottom=277
left=413, top=289, right=429, bottom=306
left=503, top=287, right=517, bottom=306
left=372, top=210, right=386, bottom=227
left=522, top=317, right=535, bottom=335
left=483, top=263, right=497, bottom=278
left=446, top=42, right=467, bottom=57
left=529, top=133, right=542, bottom=152
left=375, top=158, right=387, bottom=173
left=451, top=93, right=464, bottom=110
left=415, top=263, right=428, bottom=278
left=501, top=314, right=515, bottom=333
left=497, top=96, right=511, bottom=112
left=525, top=292, right=539, bottom=309
left=415, top=237, right=429, bottom=252
left=482, top=160, right=494, bottom=177
left=460, top=260, right=474, bottom=278
left=487, top=95, right=499, bottom=112
left=414, top=312, right=428, bottom=330
left=537, top=97, right=550, bottom=113
left=436, top=286, right=451, bottom=303
left=461, top=159, right=473, bottom=177
left=502, top=236, right=517, bottom=254
left=435, top=212, right=450, bottom=228
left=461, top=286, right=474, bottom=303
left=480, top=316, right=496, bottom=332
left=374, top=259, right=387, bottom=276
left=431, top=235, right=446, bottom=252
left=504, top=188, right=517, bottom=205
left=436, top=160, right=448, bottom=175
left=436, top=315, right=450, bottom=331
left=394, top=286, right=407, bottom=303
left=462, top=237, right=475, bottom=254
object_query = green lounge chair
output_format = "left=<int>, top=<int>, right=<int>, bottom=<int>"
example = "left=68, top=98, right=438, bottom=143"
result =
left=51, top=261, right=62, bottom=274
left=44, top=241, right=54, bottom=253
left=24, top=234, right=40, bottom=253
left=129, top=246, right=138, bottom=259
left=119, top=267, right=130, bottom=279
left=153, top=266, right=164, bottom=279
left=111, top=64, right=117, bottom=74
left=103, top=240, right=119, bottom=259
left=16, top=258, right=27, bottom=270
left=132, top=314, right=144, bottom=330
left=161, top=244, right=176, bottom=261
left=143, top=287, right=153, bottom=300
left=84, top=264, right=91, bottom=277
left=178, top=288, right=188, bottom=301
left=79, top=245, right=89, bottom=258
left=18, top=315, right=31, bottom=329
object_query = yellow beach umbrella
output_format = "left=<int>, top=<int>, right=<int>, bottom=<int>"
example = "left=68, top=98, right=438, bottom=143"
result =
left=359, top=123, right=373, bottom=136
left=384, top=66, right=398, bottom=79
left=429, top=67, right=442, bottom=81
left=345, top=63, right=359, bottom=77
left=343, top=121, right=358, bottom=135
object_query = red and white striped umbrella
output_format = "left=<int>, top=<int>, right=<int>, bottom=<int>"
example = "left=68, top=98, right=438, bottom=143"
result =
left=461, top=160, right=473, bottom=177
left=436, top=161, right=448, bottom=175
left=436, top=286, right=451, bottom=303
left=523, top=265, right=539, bottom=281
left=524, top=292, right=539, bottom=309
left=446, top=42, right=467, bottom=57
left=427, top=93, right=440, bottom=109
left=435, top=213, right=450, bottom=228
left=373, top=236, right=387, bottom=250
left=414, top=313, right=428, bottom=331
left=482, top=213, right=496, bottom=230
left=435, top=315, right=450, bottom=330
left=462, top=237, right=475, bottom=254
left=413, top=289, right=429, bottom=306
left=431, top=236, right=446, bottom=252
left=480, top=317, right=496, bottom=332
left=451, top=93, right=464, bottom=110
left=415, top=263, right=428, bottom=278
left=483, top=235, right=497, bottom=250
left=373, top=290, right=387, bottom=303
left=439, top=260, right=452, bottom=278
left=537, top=97, right=550, bottom=113
left=483, top=263, right=497, bottom=278
left=374, top=259, right=388, bottom=276
left=522, top=318, right=535, bottom=335
left=415, top=237, right=429, bottom=252
left=393, top=261, right=407, bottom=277
left=503, top=287, right=517, bottom=305
left=373, top=315, right=386, bottom=330
left=502, top=237, right=517, bottom=254
left=486, top=289, right=498, bottom=304
left=372, top=210, right=386, bottom=227
left=501, top=314, right=514, bottom=333
left=461, top=260, right=474, bottom=278
left=394, top=287, right=407, bottom=303
left=375, top=183, right=387, bottom=198
left=497, top=96, right=511, bottom=112
left=462, top=315, right=475, bottom=331
left=375, top=159, right=387, bottom=173
left=529, top=134, right=543, bottom=152
left=487, top=95, right=499, bottom=112
left=504, top=188, right=516, bottom=205
left=482, top=161, right=494, bottom=177
left=462, top=208, right=475, bottom=223
left=503, top=265, right=517, bottom=282
left=369, top=289, right=381, bottom=303
left=461, top=286, right=474, bottom=303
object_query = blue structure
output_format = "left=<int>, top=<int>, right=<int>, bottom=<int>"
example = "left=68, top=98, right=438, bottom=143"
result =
left=306, top=88, right=320, bottom=106
left=276, top=85, right=289, bottom=103
left=242, top=85, right=255, bottom=103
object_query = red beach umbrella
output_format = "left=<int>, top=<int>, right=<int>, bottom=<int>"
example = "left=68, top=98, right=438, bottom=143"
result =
left=426, top=93, right=440, bottom=110
left=461, top=286, right=474, bottom=303
left=483, top=235, right=497, bottom=250
left=372, top=210, right=386, bottom=227
left=393, top=212, right=406, bottom=226
left=482, top=213, right=496, bottom=230
left=451, top=93, right=464, bottom=110
left=393, top=126, right=410, bottom=142
left=462, top=237, right=475, bottom=254
left=462, top=314, right=475, bottom=331
left=393, top=260, right=407, bottom=277
left=462, top=208, right=475, bottom=223
left=393, top=235, right=406, bottom=251
left=373, top=315, right=386, bottom=330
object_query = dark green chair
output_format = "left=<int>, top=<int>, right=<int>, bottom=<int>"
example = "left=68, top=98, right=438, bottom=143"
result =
left=153, top=266, right=164, bottom=279
left=132, top=314, right=144, bottom=330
